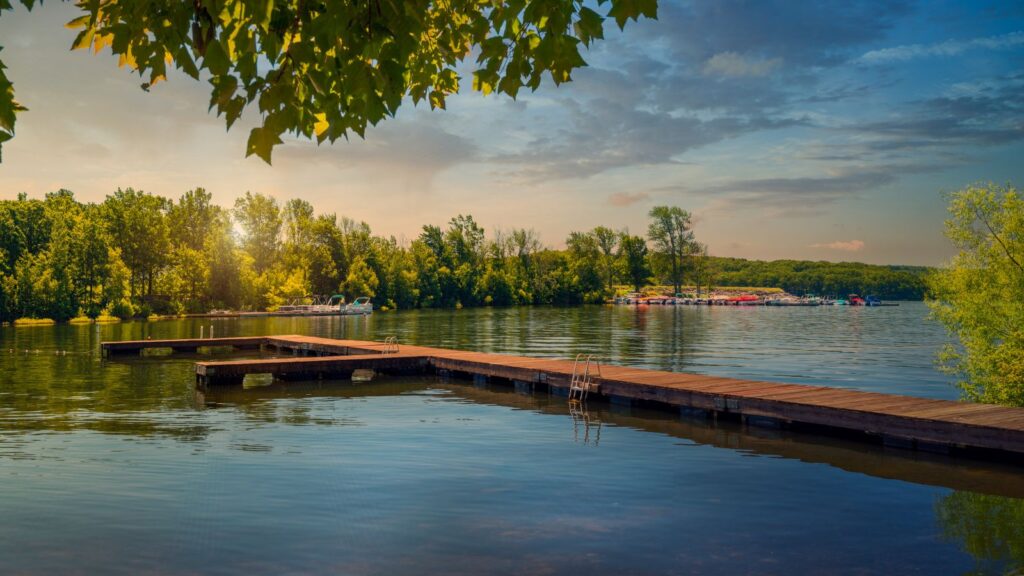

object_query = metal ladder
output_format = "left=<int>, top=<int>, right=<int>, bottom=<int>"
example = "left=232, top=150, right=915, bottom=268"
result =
left=382, top=336, right=399, bottom=354
left=569, top=353, right=601, bottom=402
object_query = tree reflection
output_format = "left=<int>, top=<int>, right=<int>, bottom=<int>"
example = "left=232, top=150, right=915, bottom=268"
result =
left=936, top=490, right=1024, bottom=575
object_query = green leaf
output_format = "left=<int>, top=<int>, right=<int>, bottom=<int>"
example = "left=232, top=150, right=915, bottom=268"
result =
left=223, top=96, right=245, bottom=129
left=203, top=38, right=230, bottom=76
left=257, top=0, right=274, bottom=32
left=574, top=7, right=605, bottom=47
left=71, top=27, right=95, bottom=50
left=0, top=128, right=12, bottom=162
left=428, top=90, right=445, bottom=110
left=246, top=126, right=282, bottom=164
left=176, top=47, right=200, bottom=79
left=0, top=0, right=655, bottom=161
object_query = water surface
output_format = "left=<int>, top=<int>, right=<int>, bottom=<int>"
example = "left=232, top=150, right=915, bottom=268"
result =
left=2, top=303, right=1022, bottom=575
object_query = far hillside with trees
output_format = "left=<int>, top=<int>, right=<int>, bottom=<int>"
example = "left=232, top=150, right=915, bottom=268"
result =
left=709, top=257, right=929, bottom=301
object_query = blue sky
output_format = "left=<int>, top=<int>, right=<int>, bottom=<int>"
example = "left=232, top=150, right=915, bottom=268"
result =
left=1, top=0, right=1022, bottom=265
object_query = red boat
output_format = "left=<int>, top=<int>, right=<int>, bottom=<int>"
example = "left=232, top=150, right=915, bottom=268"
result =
left=727, top=294, right=762, bottom=306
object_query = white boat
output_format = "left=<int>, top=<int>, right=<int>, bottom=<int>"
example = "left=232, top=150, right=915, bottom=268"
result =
left=342, top=296, right=373, bottom=315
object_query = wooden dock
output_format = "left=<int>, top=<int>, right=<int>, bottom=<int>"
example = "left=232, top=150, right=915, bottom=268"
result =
left=101, top=335, right=1024, bottom=460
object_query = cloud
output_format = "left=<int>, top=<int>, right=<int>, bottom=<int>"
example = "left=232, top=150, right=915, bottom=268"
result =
left=701, top=167, right=901, bottom=195
left=642, top=0, right=912, bottom=67
left=703, top=52, right=783, bottom=77
left=490, top=59, right=805, bottom=182
left=484, top=1, right=920, bottom=182
left=657, top=164, right=937, bottom=218
left=608, top=191, right=650, bottom=206
left=274, top=115, right=477, bottom=186
left=810, top=240, right=865, bottom=252
left=852, top=73, right=1024, bottom=149
left=860, top=31, right=1024, bottom=64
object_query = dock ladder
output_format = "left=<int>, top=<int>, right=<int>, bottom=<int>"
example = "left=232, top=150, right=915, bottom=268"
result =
left=569, top=353, right=601, bottom=402
left=382, top=336, right=399, bottom=354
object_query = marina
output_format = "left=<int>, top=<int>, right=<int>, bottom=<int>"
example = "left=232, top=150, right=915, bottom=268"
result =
left=102, top=334, right=1024, bottom=461
left=613, top=292, right=898, bottom=306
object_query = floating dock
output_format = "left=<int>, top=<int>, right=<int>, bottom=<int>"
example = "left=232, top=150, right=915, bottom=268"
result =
left=101, top=335, right=1024, bottom=461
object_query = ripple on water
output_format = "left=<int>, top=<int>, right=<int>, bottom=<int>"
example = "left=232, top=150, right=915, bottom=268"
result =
left=0, top=305, right=1013, bottom=576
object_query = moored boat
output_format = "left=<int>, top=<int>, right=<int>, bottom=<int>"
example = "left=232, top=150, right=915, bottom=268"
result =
left=343, top=296, right=373, bottom=315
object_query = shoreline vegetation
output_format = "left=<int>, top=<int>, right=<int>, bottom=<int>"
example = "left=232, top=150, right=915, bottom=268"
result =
left=1, top=189, right=930, bottom=323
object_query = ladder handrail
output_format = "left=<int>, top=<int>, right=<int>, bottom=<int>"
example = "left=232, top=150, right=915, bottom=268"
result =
left=569, top=353, right=601, bottom=402
left=382, top=336, right=399, bottom=354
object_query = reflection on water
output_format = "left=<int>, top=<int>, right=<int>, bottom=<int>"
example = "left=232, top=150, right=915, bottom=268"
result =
left=0, top=305, right=1021, bottom=575
left=569, top=400, right=602, bottom=446
left=937, top=492, right=1024, bottom=574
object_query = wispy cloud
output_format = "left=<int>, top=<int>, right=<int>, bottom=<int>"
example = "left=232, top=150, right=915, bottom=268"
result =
left=703, top=52, right=783, bottom=77
left=860, top=30, right=1024, bottom=63
left=657, top=164, right=936, bottom=218
left=608, top=191, right=650, bottom=206
left=810, top=240, right=865, bottom=252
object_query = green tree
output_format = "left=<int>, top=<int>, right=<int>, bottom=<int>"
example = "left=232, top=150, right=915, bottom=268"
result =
left=207, top=225, right=245, bottom=309
left=592, top=225, right=619, bottom=292
left=928, top=182, right=1024, bottom=406
left=410, top=238, right=443, bottom=307
left=444, top=214, right=486, bottom=305
left=690, top=242, right=712, bottom=296
left=618, top=233, right=650, bottom=292
left=565, top=230, right=603, bottom=301
left=0, top=0, right=656, bottom=163
left=162, top=245, right=209, bottom=313
left=102, top=188, right=171, bottom=299
left=647, top=205, right=695, bottom=295
left=344, top=257, right=379, bottom=298
left=306, top=215, right=346, bottom=295
left=70, top=206, right=112, bottom=315
left=233, top=192, right=282, bottom=274
left=169, top=188, right=221, bottom=251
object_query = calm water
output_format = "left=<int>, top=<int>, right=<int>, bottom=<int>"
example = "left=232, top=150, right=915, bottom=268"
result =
left=2, top=303, right=1022, bottom=575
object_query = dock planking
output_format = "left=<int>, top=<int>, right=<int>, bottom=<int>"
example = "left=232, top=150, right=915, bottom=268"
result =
left=100, top=335, right=1024, bottom=460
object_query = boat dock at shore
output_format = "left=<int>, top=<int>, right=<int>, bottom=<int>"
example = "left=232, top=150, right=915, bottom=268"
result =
left=101, top=335, right=1024, bottom=462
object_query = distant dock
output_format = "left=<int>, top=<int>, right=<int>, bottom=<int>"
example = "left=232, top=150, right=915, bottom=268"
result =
left=101, top=335, right=1024, bottom=461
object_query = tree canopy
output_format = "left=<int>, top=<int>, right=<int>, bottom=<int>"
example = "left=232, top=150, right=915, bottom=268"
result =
left=647, top=205, right=695, bottom=295
left=0, top=0, right=657, bottom=163
left=928, top=182, right=1024, bottom=406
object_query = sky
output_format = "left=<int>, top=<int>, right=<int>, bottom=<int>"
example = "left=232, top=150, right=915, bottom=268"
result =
left=0, top=1, right=1022, bottom=266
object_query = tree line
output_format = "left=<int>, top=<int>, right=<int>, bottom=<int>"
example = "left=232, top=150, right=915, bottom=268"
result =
left=0, top=189, right=926, bottom=321
left=711, top=257, right=928, bottom=300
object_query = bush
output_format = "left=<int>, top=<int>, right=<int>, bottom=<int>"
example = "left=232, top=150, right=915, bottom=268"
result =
left=14, top=317, right=56, bottom=326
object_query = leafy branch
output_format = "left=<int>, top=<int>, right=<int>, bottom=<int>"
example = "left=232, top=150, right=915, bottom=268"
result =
left=0, top=0, right=657, bottom=164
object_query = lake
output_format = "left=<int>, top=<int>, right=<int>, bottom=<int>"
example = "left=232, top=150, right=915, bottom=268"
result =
left=1, top=302, right=1022, bottom=575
